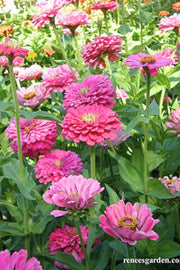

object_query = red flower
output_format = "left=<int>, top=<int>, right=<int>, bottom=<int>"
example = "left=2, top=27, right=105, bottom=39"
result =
left=0, top=38, right=28, bottom=58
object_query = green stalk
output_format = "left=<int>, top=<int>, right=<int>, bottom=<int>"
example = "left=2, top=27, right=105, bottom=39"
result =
left=8, top=57, right=30, bottom=253
left=110, top=250, right=117, bottom=270
left=174, top=204, right=180, bottom=242
left=159, top=88, right=165, bottom=117
left=138, top=0, right=143, bottom=45
left=120, top=0, right=128, bottom=54
left=89, top=147, right=96, bottom=179
left=73, top=35, right=84, bottom=69
left=51, top=24, right=78, bottom=81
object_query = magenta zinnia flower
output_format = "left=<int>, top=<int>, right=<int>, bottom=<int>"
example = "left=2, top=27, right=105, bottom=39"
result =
left=82, top=35, right=122, bottom=69
left=0, top=249, right=42, bottom=270
left=165, top=108, right=180, bottom=136
left=6, top=118, right=58, bottom=158
left=124, top=53, right=172, bottom=76
left=35, top=149, right=83, bottom=184
left=99, top=200, right=159, bottom=245
left=17, top=84, right=51, bottom=109
left=48, top=225, right=92, bottom=268
left=158, top=176, right=180, bottom=195
left=42, top=64, right=79, bottom=92
left=56, top=10, right=90, bottom=35
left=43, top=174, right=104, bottom=217
left=63, top=74, right=115, bottom=110
left=91, top=1, right=119, bottom=14
left=61, top=104, right=122, bottom=146
left=159, top=13, right=180, bottom=32
left=0, top=38, right=28, bottom=58
left=16, top=64, right=42, bottom=81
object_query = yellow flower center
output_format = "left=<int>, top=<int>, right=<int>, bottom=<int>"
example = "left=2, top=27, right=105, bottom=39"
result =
left=118, top=215, right=138, bottom=230
left=79, top=87, right=89, bottom=95
left=55, top=160, right=63, bottom=167
left=81, top=113, right=96, bottom=123
left=69, top=192, right=79, bottom=197
left=140, top=55, right=156, bottom=64
left=24, top=123, right=35, bottom=133
left=23, top=91, right=36, bottom=100
left=166, top=179, right=173, bottom=185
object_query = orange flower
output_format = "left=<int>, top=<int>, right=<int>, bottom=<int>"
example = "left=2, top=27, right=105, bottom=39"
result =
left=84, top=5, right=92, bottom=14
left=23, top=20, right=30, bottom=26
left=144, top=0, right=150, bottom=3
left=43, top=48, right=55, bottom=56
left=158, top=10, right=170, bottom=16
left=0, top=25, right=13, bottom=37
left=172, top=2, right=180, bottom=11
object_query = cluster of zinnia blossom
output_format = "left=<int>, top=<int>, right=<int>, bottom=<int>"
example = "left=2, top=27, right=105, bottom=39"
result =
left=98, top=129, right=130, bottom=148
left=0, top=55, right=24, bottom=67
left=55, top=10, right=91, bottom=35
left=31, top=0, right=68, bottom=29
left=0, top=249, right=42, bottom=270
left=124, top=53, right=172, bottom=76
left=61, top=104, right=122, bottom=146
left=91, top=1, right=119, bottom=14
left=0, top=38, right=28, bottom=58
left=82, top=35, right=122, bottom=69
left=0, top=25, right=13, bottom=37
left=48, top=225, right=100, bottom=269
left=158, top=176, right=180, bottom=195
left=34, top=149, right=83, bottom=184
left=165, top=108, right=180, bottom=136
left=16, top=63, right=42, bottom=81
left=43, top=174, right=104, bottom=217
left=17, top=84, right=51, bottom=109
left=6, top=118, right=58, bottom=158
left=159, top=13, right=180, bottom=32
left=99, top=200, right=159, bottom=245
left=172, top=2, right=180, bottom=11
left=63, top=74, right=115, bottom=110
left=42, top=64, right=79, bottom=92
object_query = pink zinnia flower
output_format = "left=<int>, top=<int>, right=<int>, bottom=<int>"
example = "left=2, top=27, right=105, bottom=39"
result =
left=165, top=108, right=180, bottom=136
left=6, top=118, right=58, bottom=158
left=48, top=225, right=95, bottom=268
left=124, top=53, right=172, bottom=76
left=35, top=149, right=83, bottom=184
left=42, top=64, right=79, bottom=92
left=159, top=13, right=180, bottom=32
left=56, top=10, right=90, bottom=35
left=160, top=48, right=178, bottom=65
left=0, top=38, right=28, bottom=58
left=62, top=28, right=79, bottom=35
left=61, top=104, right=122, bottom=146
left=91, top=1, right=119, bottom=14
left=63, top=74, right=115, bottom=110
left=31, top=0, right=67, bottom=30
left=99, top=200, right=159, bottom=245
left=17, top=84, right=51, bottom=109
left=98, top=129, right=130, bottom=148
left=116, top=88, right=129, bottom=100
left=0, top=55, right=24, bottom=67
left=158, top=176, right=180, bottom=195
left=43, top=174, right=104, bottom=217
left=0, top=249, right=42, bottom=270
left=82, top=35, right=122, bottom=69
left=16, top=64, right=42, bottom=81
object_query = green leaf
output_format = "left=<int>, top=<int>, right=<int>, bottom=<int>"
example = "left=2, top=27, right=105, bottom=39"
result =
left=149, top=99, right=159, bottom=116
left=87, top=227, right=99, bottom=254
left=0, top=221, right=25, bottom=236
left=105, top=184, right=120, bottom=205
left=0, top=101, right=14, bottom=112
left=94, top=241, right=111, bottom=270
left=3, top=158, right=36, bottom=200
left=108, top=241, right=127, bottom=257
left=155, top=73, right=170, bottom=89
left=151, top=241, right=180, bottom=258
left=128, top=38, right=153, bottom=55
left=19, top=109, right=60, bottom=123
left=109, top=152, right=144, bottom=193
left=0, top=200, right=22, bottom=222
left=122, top=115, right=144, bottom=136
left=146, top=179, right=173, bottom=199
left=147, top=151, right=166, bottom=172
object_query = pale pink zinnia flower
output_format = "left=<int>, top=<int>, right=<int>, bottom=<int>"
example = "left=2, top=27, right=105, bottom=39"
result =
left=43, top=174, right=104, bottom=217
left=61, top=104, right=122, bottom=146
left=159, top=13, right=180, bottom=32
left=0, top=249, right=42, bottom=270
left=82, top=35, right=122, bottom=69
left=160, top=48, right=178, bottom=65
left=99, top=200, right=159, bottom=245
left=124, top=53, right=172, bottom=76
left=56, top=10, right=90, bottom=35
left=116, top=88, right=129, bottom=100
left=42, top=64, right=79, bottom=92
left=16, top=64, right=42, bottom=81
left=6, top=118, right=58, bottom=158
left=35, top=149, right=83, bottom=184
left=48, top=225, right=98, bottom=269
left=98, top=129, right=130, bottom=148
left=17, top=84, right=51, bottom=109
left=91, top=1, right=119, bottom=14
left=158, top=176, right=180, bottom=195
left=165, top=108, right=180, bottom=136
left=0, top=38, right=28, bottom=58
left=0, top=55, right=24, bottom=67
left=63, top=74, right=115, bottom=110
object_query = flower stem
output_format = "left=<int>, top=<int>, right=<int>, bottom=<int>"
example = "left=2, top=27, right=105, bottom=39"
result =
left=51, top=24, right=78, bottom=81
left=73, top=35, right=84, bottom=69
left=120, top=0, right=128, bottom=54
left=89, top=147, right=96, bottom=179
left=138, top=0, right=143, bottom=45
left=174, top=203, right=180, bottom=242
left=8, top=57, right=30, bottom=253
left=110, top=250, right=117, bottom=270
left=159, top=88, right=165, bottom=117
